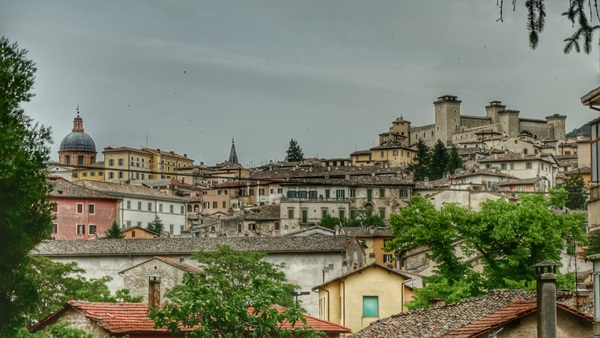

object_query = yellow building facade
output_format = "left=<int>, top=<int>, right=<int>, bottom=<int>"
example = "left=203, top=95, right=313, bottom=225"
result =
left=314, top=263, right=414, bottom=335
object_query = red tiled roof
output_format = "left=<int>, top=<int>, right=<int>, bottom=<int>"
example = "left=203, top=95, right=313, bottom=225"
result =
left=33, top=301, right=349, bottom=335
left=69, top=301, right=181, bottom=334
left=248, top=305, right=351, bottom=333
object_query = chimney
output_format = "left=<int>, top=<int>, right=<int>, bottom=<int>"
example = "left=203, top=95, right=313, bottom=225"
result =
left=534, top=261, right=557, bottom=338
left=148, top=275, right=161, bottom=312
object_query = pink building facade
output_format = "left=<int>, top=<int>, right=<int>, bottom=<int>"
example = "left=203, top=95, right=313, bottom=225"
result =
left=50, top=178, right=119, bottom=239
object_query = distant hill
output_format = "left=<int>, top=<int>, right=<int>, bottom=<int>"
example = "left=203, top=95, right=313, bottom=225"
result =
left=566, top=123, right=590, bottom=138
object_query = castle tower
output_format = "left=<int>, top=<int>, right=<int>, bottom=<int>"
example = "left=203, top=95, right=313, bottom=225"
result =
left=434, top=95, right=461, bottom=146
left=390, top=115, right=411, bottom=139
left=498, top=110, right=520, bottom=139
left=485, top=100, right=506, bottom=125
left=58, top=109, right=97, bottom=166
left=228, top=138, right=239, bottom=164
left=545, top=114, right=567, bottom=140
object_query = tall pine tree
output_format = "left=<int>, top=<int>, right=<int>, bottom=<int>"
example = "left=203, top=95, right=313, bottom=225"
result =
left=285, top=138, right=304, bottom=162
left=445, top=147, right=465, bottom=175
left=429, top=140, right=449, bottom=180
left=562, top=173, right=587, bottom=210
left=409, top=139, right=431, bottom=181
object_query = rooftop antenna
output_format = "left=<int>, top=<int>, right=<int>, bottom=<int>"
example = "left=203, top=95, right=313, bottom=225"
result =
left=76, top=104, right=80, bottom=117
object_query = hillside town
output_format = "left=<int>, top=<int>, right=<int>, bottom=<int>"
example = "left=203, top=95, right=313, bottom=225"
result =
left=6, top=2, right=600, bottom=336
left=27, top=92, right=599, bottom=336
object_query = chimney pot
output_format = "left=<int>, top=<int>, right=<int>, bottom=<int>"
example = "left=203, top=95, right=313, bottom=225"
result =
left=148, top=275, right=162, bottom=312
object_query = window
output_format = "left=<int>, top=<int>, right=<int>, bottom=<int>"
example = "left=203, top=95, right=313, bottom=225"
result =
left=109, top=172, right=114, bottom=179
left=118, top=158, right=124, bottom=166
left=194, top=205, right=200, bottom=212
left=52, top=203, right=58, bottom=213
left=363, top=296, right=379, bottom=317
left=393, top=150, right=398, bottom=156
left=118, top=171, right=123, bottom=179
left=321, top=208, right=328, bottom=219
left=181, top=206, right=185, bottom=214
left=203, top=202, right=209, bottom=209
left=501, top=163, right=507, bottom=170
left=379, top=189, right=385, bottom=197
left=170, top=205, right=174, bottom=213
left=367, top=189, right=373, bottom=202
left=248, top=223, right=256, bottom=231
left=308, top=191, right=317, bottom=199
left=126, top=220, right=131, bottom=228
left=213, top=201, right=218, bottom=208
left=126, top=200, right=131, bottom=209
left=302, top=209, right=308, bottom=223
left=379, top=208, right=386, bottom=219
left=65, top=155, right=71, bottom=165
left=82, top=172, right=87, bottom=177
left=277, top=188, right=283, bottom=194
left=89, top=224, right=96, bottom=235
left=78, top=155, right=84, bottom=165
left=526, top=162, right=533, bottom=169
left=53, top=224, right=58, bottom=234
left=325, top=189, right=330, bottom=199
left=350, top=189, right=356, bottom=197
left=90, top=172, right=95, bottom=177
left=76, top=203, right=83, bottom=214
left=339, top=209, right=345, bottom=220
left=288, top=208, right=294, bottom=219
left=88, top=204, right=95, bottom=214
left=159, top=204, right=163, bottom=212
left=249, top=189, right=255, bottom=196
left=510, top=163, right=515, bottom=170
left=109, top=159, right=114, bottom=166
left=274, top=222, right=280, bottom=230
left=336, top=189, right=345, bottom=200
left=259, top=188, right=265, bottom=196
left=169, top=224, right=174, bottom=234
left=138, top=201, right=142, bottom=210
left=383, top=254, right=393, bottom=263
left=148, top=202, right=152, bottom=211
left=399, top=189, right=408, bottom=198
left=76, top=224, right=85, bottom=235
left=222, top=201, right=227, bottom=208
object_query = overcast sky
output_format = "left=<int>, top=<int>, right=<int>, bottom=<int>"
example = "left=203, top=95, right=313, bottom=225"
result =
left=3, top=1, right=600, bottom=166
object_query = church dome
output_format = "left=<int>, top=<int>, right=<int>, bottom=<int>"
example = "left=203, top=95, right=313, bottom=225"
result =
left=59, top=114, right=96, bottom=152
left=59, top=131, right=96, bottom=152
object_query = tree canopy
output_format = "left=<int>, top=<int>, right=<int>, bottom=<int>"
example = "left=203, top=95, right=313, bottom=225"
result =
left=147, top=216, right=164, bottom=234
left=498, top=0, right=600, bottom=54
left=150, top=245, right=322, bottom=337
left=285, top=139, right=304, bottom=162
left=388, top=193, right=586, bottom=309
left=0, top=37, right=54, bottom=335
left=24, top=257, right=142, bottom=325
left=561, top=173, right=587, bottom=210
left=105, top=221, right=124, bottom=239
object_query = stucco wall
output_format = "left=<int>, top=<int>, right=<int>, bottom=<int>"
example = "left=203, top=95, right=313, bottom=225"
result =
left=45, top=248, right=364, bottom=317
left=519, top=120, right=554, bottom=140
left=52, top=198, right=117, bottom=240
left=122, top=259, right=190, bottom=302
left=484, top=309, right=592, bottom=338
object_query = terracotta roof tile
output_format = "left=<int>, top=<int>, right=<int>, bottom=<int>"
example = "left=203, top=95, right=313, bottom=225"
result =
left=350, top=289, right=593, bottom=338
left=49, top=180, right=119, bottom=200
left=153, top=256, right=204, bottom=274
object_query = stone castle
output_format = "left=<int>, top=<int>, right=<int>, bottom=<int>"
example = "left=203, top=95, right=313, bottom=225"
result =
left=408, top=95, right=566, bottom=147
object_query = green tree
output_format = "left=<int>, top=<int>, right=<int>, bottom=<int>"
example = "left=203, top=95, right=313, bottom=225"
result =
left=445, top=147, right=464, bottom=174
left=285, top=139, right=304, bottom=162
left=25, top=257, right=142, bottom=324
left=561, top=173, right=587, bottom=210
left=585, top=231, right=600, bottom=256
left=408, top=139, right=431, bottom=181
left=147, top=216, right=164, bottom=234
left=388, top=193, right=586, bottom=309
left=0, top=37, right=54, bottom=335
left=498, top=1, right=599, bottom=54
left=320, top=215, right=341, bottom=229
left=105, top=221, right=124, bottom=239
left=429, top=140, right=449, bottom=180
left=17, top=320, right=127, bottom=338
left=150, top=245, right=323, bottom=338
